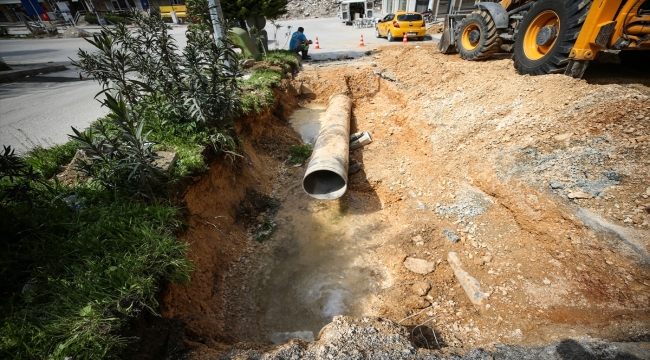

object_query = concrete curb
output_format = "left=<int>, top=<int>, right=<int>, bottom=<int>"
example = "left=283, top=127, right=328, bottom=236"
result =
left=0, top=64, right=66, bottom=82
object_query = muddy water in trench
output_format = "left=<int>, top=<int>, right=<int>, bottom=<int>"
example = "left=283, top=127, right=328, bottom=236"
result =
left=254, top=105, right=386, bottom=344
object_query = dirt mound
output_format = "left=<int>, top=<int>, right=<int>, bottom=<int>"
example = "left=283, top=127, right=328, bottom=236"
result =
left=128, top=44, right=650, bottom=358
left=283, top=44, right=650, bottom=349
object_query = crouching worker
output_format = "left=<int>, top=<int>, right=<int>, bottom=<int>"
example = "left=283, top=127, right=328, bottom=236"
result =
left=290, top=27, right=313, bottom=60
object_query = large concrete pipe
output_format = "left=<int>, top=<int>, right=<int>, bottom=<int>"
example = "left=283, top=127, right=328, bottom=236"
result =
left=302, top=94, right=352, bottom=200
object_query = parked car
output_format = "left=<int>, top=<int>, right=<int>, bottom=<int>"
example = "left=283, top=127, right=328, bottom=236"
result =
left=375, top=10, right=426, bottom=41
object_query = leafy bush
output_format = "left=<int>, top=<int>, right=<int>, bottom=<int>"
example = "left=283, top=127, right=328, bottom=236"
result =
left=70, top=94, right=164, bottom=199
left=74, top=10, right=242, bottom=173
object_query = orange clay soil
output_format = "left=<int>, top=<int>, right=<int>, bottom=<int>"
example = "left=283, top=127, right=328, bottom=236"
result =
left=127, top=44, right=650, bottom=358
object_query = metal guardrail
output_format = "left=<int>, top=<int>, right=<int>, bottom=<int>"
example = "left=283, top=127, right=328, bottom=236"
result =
left=73, top=11, right=86, bottom=26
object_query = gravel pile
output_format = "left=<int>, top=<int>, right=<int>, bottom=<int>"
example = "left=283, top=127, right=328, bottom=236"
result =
left=434, top=190, right=490, bottom=221
left=221, top=316, right=650, bottom=359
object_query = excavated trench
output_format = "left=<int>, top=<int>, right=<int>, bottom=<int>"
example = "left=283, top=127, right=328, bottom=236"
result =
left=130, top=45, right=650, bottom=359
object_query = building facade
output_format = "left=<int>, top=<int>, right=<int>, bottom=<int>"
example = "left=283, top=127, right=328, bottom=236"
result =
left=381, top=0, right=434, bottom=13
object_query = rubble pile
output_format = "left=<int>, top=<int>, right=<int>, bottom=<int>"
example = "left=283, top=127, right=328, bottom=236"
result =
left=281, top=0, right=383, bottom=20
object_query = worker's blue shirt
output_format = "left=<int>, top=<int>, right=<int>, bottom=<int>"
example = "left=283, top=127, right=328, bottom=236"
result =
left=289, top=31, right=307, bottom=50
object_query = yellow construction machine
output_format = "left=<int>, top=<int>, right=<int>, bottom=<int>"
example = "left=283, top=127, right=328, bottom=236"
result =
left=437, top=0, right=650, bottom=77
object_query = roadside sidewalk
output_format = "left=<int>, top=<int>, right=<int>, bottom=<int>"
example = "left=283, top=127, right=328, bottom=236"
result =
left=0, top=63, right=66, bottom=82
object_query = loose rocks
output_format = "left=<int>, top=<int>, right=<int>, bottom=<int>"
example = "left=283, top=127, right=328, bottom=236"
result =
left=411, top=281, right=431, bottom=296
left=568, top=191, right=594, bottom=199
left=403, top=257, right=436, bottom=275
left=61, top=28, right=92, bottom=38
left=448, top=252, right=490, bottom=307
left=443, top=229, right=460, bottom=243
left=404, top=295, right=430, bottom=309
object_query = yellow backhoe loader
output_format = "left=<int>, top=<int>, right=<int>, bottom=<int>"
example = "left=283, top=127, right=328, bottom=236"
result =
left=437, top=0, right=650, bottom=77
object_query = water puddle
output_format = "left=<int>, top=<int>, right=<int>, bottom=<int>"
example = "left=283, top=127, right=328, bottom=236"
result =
left=287, top=104, right=327, bottom=145
left=249, top=105, right=387, bottom=344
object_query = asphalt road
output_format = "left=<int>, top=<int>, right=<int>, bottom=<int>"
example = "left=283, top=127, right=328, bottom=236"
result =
left=264, top=17, right=439, bottom=60
left=0, top=26, right=188, bottom=154
left=0, top=68, right=106, bottom=153
left=0, top=18, right=438, bottom=153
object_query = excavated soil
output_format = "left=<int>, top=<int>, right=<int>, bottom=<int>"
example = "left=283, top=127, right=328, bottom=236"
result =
left=130, top=45, right=650, bottom=359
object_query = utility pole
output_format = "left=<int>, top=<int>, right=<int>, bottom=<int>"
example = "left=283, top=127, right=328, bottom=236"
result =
left=206, top=0, right=224, bottom=45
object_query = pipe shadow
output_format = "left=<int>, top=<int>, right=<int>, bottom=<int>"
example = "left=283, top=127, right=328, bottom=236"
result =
left=345, top=111, right=382, bottom=215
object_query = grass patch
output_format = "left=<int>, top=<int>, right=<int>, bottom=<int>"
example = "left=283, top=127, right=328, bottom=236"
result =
left=24, top=141, right=77, bottom=179
left=289, top=144, right=313, bottom=164
left=239, top=68, right=284, bottom=114
left=143, top=105, right=209, bottom=177
left=0, top=183, right=192, bottom=359
left=239, top=50, right=298, bottom=115
left=264, top=50, right=299, bottom=73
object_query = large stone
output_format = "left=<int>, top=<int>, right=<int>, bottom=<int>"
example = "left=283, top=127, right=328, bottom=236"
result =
left=153, top=151, right=178, bottom=173
left=403, top=257, right=435, bottom=275
left=448, top=252, right=489, bottom=307
left=568, top=191, right=593, bottom=199
left=554, top=133, right=572, bottom=141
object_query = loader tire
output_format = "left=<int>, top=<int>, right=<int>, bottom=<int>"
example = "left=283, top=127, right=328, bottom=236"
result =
left=455, top=10, right=500, bottom=61
left=512, top=0, right=591, bottom=76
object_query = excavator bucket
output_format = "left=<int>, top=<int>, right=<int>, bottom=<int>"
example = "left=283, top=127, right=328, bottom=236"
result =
left=437, top=15, right=457, bottom=54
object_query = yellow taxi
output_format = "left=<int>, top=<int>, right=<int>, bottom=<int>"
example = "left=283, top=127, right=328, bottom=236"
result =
left=375, top=10, right=426, bottom=41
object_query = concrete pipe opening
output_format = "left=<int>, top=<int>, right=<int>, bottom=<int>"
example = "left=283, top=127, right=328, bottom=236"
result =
left=302, top=94, right=352, bottom=200
left=303, top=169, right=347, bottom=199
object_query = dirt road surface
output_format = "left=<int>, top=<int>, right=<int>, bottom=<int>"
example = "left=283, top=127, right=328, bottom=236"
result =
left=127, top=44, right=650, bottom=359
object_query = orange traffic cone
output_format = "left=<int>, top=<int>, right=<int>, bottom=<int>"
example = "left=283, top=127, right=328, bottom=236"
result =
left=359, top=34, right=365, bottom=46
left=314, top=37, right=321, bottom=49
left=402, top=33, right=408, bottom=43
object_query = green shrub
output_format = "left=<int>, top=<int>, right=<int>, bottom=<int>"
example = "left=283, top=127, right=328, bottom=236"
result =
left=70, top=94, right=164, bottom=199
left=74, top=11, right=242, bottom=164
